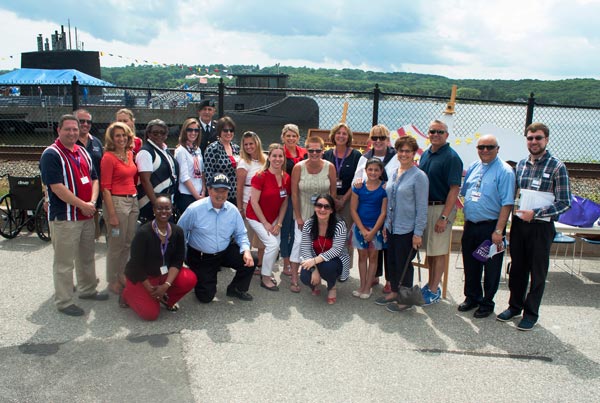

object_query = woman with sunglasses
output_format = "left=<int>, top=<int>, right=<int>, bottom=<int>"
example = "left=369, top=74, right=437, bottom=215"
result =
left=120, top=196, right=197, bottom=320
left=237, top=132, right=267, bottom=269
left=101, top=122, right=139, bottom=295
left=290, top=136, right=336, bottom=292
left=280, top=124, right=307, bottom=278
left=299, top=194, right=350, bottom=304
left=246, top=144, right=291, bottom=291
left=323, top=122, right=362, bottom=279
left=352, top=124, right=397, bottom=294
left=204, top=116, right=240, bottom=204
left=174, top=118, right=205, bottom=213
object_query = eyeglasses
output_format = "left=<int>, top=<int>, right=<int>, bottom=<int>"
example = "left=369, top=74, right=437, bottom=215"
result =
left=526, top=135, right=545, bottom=141
left=78, top=119, right=92, bottom=125
left=315, top=203, right=332, bottom=210
left=307, top=149, right=323, bottom=154
left=397, top=148, right=414, bottom=154
left=222, top=128, right=234, bottom=133
left=150, top=130, right=167, bottom=136
left=429, top=129, right=445, bottom=135
left=186, top=127, right=200, bottom=133
left=370, top=136, right=387, bottom=142
left=243, top=131, right=256, bottom=137
left=476, top=145, right=498, bottom=150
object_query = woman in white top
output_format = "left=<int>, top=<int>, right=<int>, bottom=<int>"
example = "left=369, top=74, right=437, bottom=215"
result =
left=236, top=131, right=267, bottom=268
left=174, top=118, right=204, bottom=214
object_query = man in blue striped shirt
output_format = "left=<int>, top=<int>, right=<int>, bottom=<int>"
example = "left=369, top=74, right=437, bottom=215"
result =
left=496, top=123, right=571, bottom=331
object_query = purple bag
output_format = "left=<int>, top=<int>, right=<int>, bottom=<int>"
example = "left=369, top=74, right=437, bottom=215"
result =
left=558, top=195, right=600, bottom=228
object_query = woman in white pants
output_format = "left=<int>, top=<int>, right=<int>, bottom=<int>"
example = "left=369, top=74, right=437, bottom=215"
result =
left=245, top=144, right=291, bottom=291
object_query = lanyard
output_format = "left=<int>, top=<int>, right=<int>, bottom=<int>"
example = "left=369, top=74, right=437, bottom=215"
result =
left=334, top=147, right=349, bottom=177
left=68, top=151, right=81, bottom=170
left=152, top=220, right=171, bottom=266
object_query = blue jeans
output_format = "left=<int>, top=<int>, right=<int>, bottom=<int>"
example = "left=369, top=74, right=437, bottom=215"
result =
left=300, top=257, right=343, bottom=290
left=279, top=198, right=294, bottom=258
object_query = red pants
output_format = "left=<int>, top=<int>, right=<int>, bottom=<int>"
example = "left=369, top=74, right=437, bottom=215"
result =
left=122, top=267, right=197, bottom=321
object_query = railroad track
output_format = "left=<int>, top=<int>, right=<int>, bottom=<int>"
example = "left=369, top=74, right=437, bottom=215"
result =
left=0, top=145, right=598, bottom=178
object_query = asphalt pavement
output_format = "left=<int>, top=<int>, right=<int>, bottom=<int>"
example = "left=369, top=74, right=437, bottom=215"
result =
left=1, top=232, right=599, bottom=403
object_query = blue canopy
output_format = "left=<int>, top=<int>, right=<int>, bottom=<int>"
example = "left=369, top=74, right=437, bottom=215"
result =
left=0, top=68, right=114, bottom=87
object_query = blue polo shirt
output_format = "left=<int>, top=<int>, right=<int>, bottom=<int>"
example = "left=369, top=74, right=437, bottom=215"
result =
left=419, top=143, right=463, bottom=202
left=461, top=157, right=516, bottom=222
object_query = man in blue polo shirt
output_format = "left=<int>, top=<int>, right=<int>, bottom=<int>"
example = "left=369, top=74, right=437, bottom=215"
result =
left=40, top=114, right=108, bottom=317
left=418, top=119, right=463, bottom=305
left=459, top=135, right=515, bottom=318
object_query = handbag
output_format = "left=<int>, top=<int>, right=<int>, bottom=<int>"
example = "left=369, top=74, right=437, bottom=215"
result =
left=396, top=249, right=426, bottom=306
left=558, top=195, right=600, bottom=228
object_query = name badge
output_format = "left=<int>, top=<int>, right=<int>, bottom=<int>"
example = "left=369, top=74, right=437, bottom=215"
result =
left=543, top=173, right=550, bottom=178
left=471, top=191, right=481, bottom=202
left=336, top=179, right=343, bottom=189
left=81, top=176, right=90, bottom=184
left=311, top=194, right=318, bottom=204
left=279, top=189, right=287, bottom=198
left=531, top=179, right=541, bottom=189
left=160, top=265, right=168, bottom=275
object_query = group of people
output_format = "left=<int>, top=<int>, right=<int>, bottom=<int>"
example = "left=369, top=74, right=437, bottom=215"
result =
left=40, top=103, right=571, bottom=330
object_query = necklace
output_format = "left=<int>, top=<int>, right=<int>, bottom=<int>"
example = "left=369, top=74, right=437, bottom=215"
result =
left=156, top=226, right=168, bottom=237
left=114, top=151, right=128, bottom=163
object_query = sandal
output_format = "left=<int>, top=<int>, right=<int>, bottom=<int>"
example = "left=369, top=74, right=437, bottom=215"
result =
left=327, top=288, right=337, bottom=305
left=289, top=282, right=301, bottom=293
left=159, top=295, right=179, bottom=312
left=282, top=265, right=292, bottom=277
left=118, top=294, right=129, bottom=308
left=311, top=286, right=321, bottom=296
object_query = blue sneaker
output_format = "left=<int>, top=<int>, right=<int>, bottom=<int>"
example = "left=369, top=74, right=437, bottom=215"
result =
left=421, top=283, right=430, bottom=297
left=517, top=317, right=536, bottom=331
left=423, top=288, right=440, bottom=306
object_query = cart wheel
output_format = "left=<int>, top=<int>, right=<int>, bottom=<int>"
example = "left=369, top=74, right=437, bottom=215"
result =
left=35, top=199, right=51, bottom=242
left=0, top=194, right=23, bottom=239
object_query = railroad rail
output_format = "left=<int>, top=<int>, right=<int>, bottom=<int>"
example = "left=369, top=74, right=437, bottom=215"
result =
left=0, top=145, right=598, bottom=178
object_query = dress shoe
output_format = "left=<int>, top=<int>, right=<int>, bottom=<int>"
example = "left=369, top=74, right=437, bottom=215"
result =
left=457, top=300, right=479, bottom=312
left=473, top=308, right=493, bottom=318
left=59, top=304, right=85, bottom=316
left=226, top=287, right=253, bottom=301
left=79, top=291, right=109, bottom=301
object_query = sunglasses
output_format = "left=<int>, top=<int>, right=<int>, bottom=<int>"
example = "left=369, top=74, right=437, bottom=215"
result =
left=186, top=128, right=200, bottom=133
left=526, top=135, right=545, bottom=141
left=476, top=145, right=497, bottom=150
left=307, top=149, right=323, bottom=154
left=429, top=129, right=445, bottom=135
left=222, top=128, right=235, bottom=133
left=315, top=203, right=332, bottom=210
left=78, top=119, right=92, bottom=125
left=370, top=136, right=387, bottom=142
left=150, top=130, right=168, bottom=136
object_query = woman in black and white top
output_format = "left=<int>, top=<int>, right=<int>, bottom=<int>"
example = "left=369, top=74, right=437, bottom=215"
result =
left=299, top=194, right=350, bottom=304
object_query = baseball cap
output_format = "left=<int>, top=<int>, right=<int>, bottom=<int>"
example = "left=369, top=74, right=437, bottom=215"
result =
left=208, top=173, right=231, bottom=190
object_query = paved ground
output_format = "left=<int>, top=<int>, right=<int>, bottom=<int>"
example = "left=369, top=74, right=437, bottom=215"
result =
left=1, top=232, right=599, bottom=403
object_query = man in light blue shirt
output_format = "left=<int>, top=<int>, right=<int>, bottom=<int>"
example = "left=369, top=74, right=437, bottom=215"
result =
left=178, top=173, right=255, bottom=303
left=459, top=135, right=515, bottom=318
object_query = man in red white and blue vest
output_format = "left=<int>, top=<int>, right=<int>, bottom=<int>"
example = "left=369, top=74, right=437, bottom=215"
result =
left=40, top=114, right=108, bottom=316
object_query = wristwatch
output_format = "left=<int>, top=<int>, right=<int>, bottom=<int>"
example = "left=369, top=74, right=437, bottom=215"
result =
left=440, top=215, right=448, bottom=222
left=494, top=229, right=503, bottom=235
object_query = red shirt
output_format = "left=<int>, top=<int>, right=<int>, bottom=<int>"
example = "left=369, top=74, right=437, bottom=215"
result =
left=312, top=236, right=333, bottom=254
left=285, top=145, right=307, bottom=165
left=246, top=170, right=291, bottom=223
left=100, top=151, right=138, bottom=195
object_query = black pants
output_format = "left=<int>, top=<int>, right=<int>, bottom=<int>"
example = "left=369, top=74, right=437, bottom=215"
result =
left=375, top=248, right=390, bottom=280
left=387, top=232, right=416, bottom=292
left=186, top=242, right=255, bottom=303
left=461, top=220, right=504, bottom=312
left=508, top=216, right=555, bottom=322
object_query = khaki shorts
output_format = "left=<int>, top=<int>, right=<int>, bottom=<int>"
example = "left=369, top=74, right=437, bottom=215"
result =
left=422, top=204, right=456, bottom=257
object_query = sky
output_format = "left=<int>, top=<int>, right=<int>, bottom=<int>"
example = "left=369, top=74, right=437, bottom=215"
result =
left=0, top=0, right=598, bottom=80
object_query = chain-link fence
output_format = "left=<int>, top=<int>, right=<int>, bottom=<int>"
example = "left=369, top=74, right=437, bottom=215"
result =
left=1, top=79, right=599, bottom=163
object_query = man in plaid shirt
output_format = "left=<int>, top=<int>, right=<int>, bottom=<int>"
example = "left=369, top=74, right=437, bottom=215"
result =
left=496, top=122, right=571, bottom=331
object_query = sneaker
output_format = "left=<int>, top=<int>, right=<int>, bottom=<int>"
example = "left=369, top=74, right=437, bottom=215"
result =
left=496, top=308, right=520, bottom=322
left=517, top=317, right=536, bottom=331
left=422, top=288, right=440, bottom=306
left=59, top=304, right=85, bottom=316
left=421, top=283, right=430, bottom=297
left=386, top=302, right=414, bottom=313
left=374, top=296, right=393, bottom=306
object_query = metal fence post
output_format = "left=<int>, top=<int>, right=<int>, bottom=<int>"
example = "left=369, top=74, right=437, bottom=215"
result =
left=372, top=84, right=380, bottom=127
left=218, top=78, right=225, bottom=118
left=525, top=92, right=535, bottom=131
left=71, top=76, right=80, bottom=111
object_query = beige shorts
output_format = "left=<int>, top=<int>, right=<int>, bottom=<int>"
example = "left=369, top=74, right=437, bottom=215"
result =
left=422, top=205, right=456, bottom=257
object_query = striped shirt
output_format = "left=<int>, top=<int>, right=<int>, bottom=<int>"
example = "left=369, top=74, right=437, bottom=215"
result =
left=516, top=150, right=571, bottom=219
left=300, top=217, right=350, bottom=280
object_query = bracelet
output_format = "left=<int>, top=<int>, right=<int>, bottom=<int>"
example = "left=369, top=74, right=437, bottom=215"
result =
left=164, top=281, right=172, bottom=287
left=276, top=223, right=282, bottom=227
